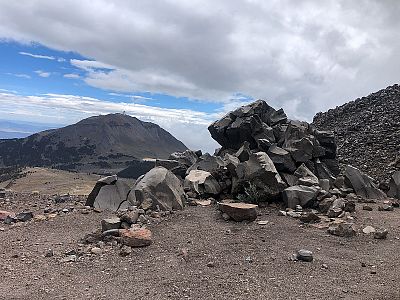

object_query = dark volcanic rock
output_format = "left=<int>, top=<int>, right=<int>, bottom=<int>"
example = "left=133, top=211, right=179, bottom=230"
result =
left=313, top=84, right=400, bottom=181
left=344, top=165, right=386, bottom=200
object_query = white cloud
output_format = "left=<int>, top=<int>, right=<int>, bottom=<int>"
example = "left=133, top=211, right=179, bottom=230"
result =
left=0, top=91, right=220, bottom=152
left=19, top=51, right=55, bottom=60
left=34, top=70, right=51, bottom=78
left=63, top=73, right=80, bottom=79
left=0, top=1, right=399, bottom=121
left=6, top=72, right=31, bottom=79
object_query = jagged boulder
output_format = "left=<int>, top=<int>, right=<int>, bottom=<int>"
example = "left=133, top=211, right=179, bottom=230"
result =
left=237, top=152, right=287, bottom=199
left=117, top=160, right=155, bottom=179
left=344, top=165, right=386, bottom=199
left=128, top=167, right=186, bottom=211
left=267, top=145, right=296, bottom=173
left=294, top=164, right=319, bottom=186
left=387, top=171, right=400, bottom=199
left=187, top=153, right=225, bottom=174
left=169, top=150, right=199, bottom=166
left=86, top=175, right=131, bottom=211
left=283, top=185, right=320, bottom=208
left=184, top=170, right=221, bottom=196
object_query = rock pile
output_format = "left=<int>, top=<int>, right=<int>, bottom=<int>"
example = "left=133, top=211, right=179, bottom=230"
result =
left=313, top=84, right=400, bottom=182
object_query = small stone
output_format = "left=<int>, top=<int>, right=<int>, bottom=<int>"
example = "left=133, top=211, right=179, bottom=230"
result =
left=321, top=264, right=328, bottom=269
left=362, top=205, right=373, bottom=211
left=120, top=210, right=139, bottom=224
left=378, top=205, right=394, bottom=211
left=119, top=245, right=132, bottom=256
left=0, top=227, right=4, bottom=231
left=101, top=218, right=121, bottom=232
left=370, top=270, right=377, bottom=274
left=60, top=255, right=76, bottom=263
left=299, top=212, right=320, bottom=223
left=93, top=208, right=102, bottom=213
left=295, top=205, right=303, bottom=212
left=296, top=249, right=313, bottom=262
left=120, top=228, right=152, bottom=247
left=362, top=226, right=376, bottom=234
left=361, top=262, right=366, bottom=267
left=206, top=262, right=215, bottom=268
left=15, top=212, right=33, bottom=222
left=44, top=249, right=54, bottom=257
left=257, top=220, right=269, bottom=225
left=218, top=202, right=258, bottom=222
left=278, top=210, right=287, bottom=216
left=62, top=208, right=69, bottom=213
left=286, top=211, right=301, bottom=218
left=137, top=214, right=148, bottom=224
left=327, top=223, right=356, bottom=237
left=195, top=199, right=212, bottom=206
left=221, top=213, right=230, bottom=221
left=374, top=229, right=388, bottom=239
left=90, top=247, right=102, bottom=255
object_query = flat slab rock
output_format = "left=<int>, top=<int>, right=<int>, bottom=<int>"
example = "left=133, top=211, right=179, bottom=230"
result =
left=120, top=228, right=152, bottom=247
left=218, top=202, right=258, bottom=222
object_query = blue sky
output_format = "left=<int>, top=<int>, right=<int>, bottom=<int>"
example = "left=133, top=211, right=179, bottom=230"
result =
left=0, top=1, right=399, bottom=152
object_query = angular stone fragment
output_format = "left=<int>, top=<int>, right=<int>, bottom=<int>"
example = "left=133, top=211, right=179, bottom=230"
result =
left=129, top=167, right=186, bottom=211
left=296, top=249, right=313, bottom=262
left=184, top=170, right=221, bottom=196
left=344, top=165, right=386, bottom=199
left=327, top=223, right=356, bottom=237
left=374, top=229, right=388, bottom=239
left=101, top=217, right=122, bottom=232
left=120, top=228, right=152, bottom=247
left=267, top=145, right=296, bottom=173
left=0, top=210, right=14, bottom=221
left=218, top=202, right=258, bottom=222
left=294, top=164, right=319, bottom=186
left=387, top=170, right=400, bottom=199
left=283, top=185, right=320, bottom=209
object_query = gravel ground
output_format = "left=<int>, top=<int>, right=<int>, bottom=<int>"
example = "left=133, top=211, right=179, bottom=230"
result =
left=1, top=193, right=400, bottom=300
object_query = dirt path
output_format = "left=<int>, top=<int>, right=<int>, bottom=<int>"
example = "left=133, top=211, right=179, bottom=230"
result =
left=1, top=198, right=400, bottom=300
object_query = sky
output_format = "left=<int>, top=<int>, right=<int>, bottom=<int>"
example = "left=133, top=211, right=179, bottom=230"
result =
left=0, top=0, right=399, bottom=153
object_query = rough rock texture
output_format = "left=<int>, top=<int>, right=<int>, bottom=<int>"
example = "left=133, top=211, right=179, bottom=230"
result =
left=313, top=84, right=400, bottom=181
left=128, top=167, right=186, bottom=211
left=207, top=99, right=339, bottom=204
left=184, top=170, right=221, bottom=196
left=86, top=176, right=131, bottom=211
left=218, top=202, right=258, bottom=222
left=388, top=171, right=400, bottom=199
left=120, top=228, right=152, bottom=247
left=344, top=165, right=386, bottom=199
left=282, top=185, right=320, bottom=208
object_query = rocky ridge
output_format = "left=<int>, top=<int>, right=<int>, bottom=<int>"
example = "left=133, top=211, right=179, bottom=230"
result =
left=313, top=84, right=400, bottom=182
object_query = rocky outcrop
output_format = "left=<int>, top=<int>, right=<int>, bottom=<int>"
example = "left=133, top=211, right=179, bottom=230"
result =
left=313, top=84, right=400, bottom=181
left=128, top=167, right=186, bottom=211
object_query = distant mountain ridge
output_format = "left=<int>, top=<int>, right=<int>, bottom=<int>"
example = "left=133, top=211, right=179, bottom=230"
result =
left=0, top=113, right=187, bottom=173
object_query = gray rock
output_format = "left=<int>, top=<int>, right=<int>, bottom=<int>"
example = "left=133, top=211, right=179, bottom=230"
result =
left=285, top=137, right=314, bottom=163
left=184, top=170, right=221, bottom=196
left=319, top=179, right=330, bottom=192
left=299, top=212, right=320, bottom=223
left=283, top=185, right=320, bottom=209
left=15, top=212, right=33, bottom=222
left=374, top=229, right=388, bottom=239
left=326, top=198, right=345, bottom=218
left=327, top=223, right=356, bottom=237
left=267, top=145, right=296, bottom=173
left=101, top=217, right=122, bottom=232
left=98, top=175, right=118, bottom=185
left=344, top=165, right=386, bottom=199
left=296, top=249, right=313, bottom=262
left=128, top=167, right=186, bottom=211
left=387, top=171, right=400, bottom=199
left=218, top=202, right=258, bottom=222
left=119, top=210, right=139, bottom=224
left=294, top=164, right=319, bottom=186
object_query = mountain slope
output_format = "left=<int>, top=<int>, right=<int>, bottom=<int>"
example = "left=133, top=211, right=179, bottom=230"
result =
left=313, top=84, right=400, bottom=182
left=0, top=113, right=187, bottom=172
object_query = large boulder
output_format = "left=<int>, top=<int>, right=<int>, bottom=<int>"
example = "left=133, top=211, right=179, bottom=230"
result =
left=128, top=167, right=186, bottom=211
left=267, top=145, right=296, bottom=173
left=238, top=152, right=286, bottom=199
left=86, top=176, right=131, bottom=211
left=208, top=100, right=285, bottom=150
left=283, top=185, right=320, bottom=208
left=294, top=164, right=319, bottom=186
left=344, top=165, right=386, bottom=199
left=387, top=171, right=400, bottom=199
left=187, top=153, right=225, bottom=175
left=184, top=170, right=221, bottom=196
left=218, top=202, right=258, bottom=221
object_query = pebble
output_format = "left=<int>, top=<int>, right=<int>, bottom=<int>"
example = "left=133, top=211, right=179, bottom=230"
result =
left=119, top=245, right=132, bottom=257
left=362, top=226, right=376, bottom=234
left=374, top=229, right=388, bottom=239
left=90, top=247, right=102, bottom=255
left=362, top=205, right=373, bottom=211
left=206, top=262, right=215, bottom=268
left=257, top=220, right=269, bottom=225
left=296, top=249, right=313, bottom=262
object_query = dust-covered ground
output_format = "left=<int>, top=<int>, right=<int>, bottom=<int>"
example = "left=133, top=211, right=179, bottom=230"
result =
left=0, top=192, right=400, bottom=300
